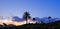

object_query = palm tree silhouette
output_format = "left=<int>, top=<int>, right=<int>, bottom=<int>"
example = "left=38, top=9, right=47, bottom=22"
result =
left=23, top=11, right=31, bottom=24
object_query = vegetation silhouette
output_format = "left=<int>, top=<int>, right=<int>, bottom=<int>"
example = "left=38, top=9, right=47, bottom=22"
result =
left=3, top=23, right=7, bottom=26
left=23, top=11, right=31, bottom=24
left=33, top=18, right=35, bottom=21
left=48, top=16, right=51, bottom=19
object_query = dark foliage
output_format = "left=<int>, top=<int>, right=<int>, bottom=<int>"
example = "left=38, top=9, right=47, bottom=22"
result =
left=23, top=12, right=31, bottom=24
left=48, top=16, right=51, bottom=19
left=3, top=23, right=7, bottom=26
left=33, top=18, right=35, bottom=21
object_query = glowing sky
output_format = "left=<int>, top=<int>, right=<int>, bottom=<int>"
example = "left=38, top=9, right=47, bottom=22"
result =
left=0, top=18, right=36, bottom=26
left=0, top=0, right=60, bottom=18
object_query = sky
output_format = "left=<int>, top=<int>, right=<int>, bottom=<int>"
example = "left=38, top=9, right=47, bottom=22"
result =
left=0, top=0, right=60, bottom=18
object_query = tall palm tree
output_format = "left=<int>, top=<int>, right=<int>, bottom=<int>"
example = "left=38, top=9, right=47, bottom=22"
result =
left=23, top=11, right=31, bottom=24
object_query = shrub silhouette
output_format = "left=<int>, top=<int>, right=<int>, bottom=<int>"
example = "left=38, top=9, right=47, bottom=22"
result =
left=48, top=16, right=51, bottom=19
left=3, top=23, right=7, bottom=26
left=33, top=18, right=35, bottom=21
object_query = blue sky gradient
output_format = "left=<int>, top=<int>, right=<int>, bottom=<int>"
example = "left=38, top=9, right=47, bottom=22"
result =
left=0, top=0, right=60, bottom=18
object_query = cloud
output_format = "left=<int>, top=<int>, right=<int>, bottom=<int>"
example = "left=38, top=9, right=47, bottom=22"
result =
left=12, top=16, right=24, bottom=22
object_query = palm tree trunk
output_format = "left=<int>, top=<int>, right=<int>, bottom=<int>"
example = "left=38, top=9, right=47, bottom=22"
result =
left=26, top=18, right=27, bottom=24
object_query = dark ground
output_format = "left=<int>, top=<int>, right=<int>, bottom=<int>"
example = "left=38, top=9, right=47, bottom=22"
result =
left=0, top=20, right=60, bottom=29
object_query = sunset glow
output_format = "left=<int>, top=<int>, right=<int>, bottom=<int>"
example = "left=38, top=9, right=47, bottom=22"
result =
left=0, top=19, right=36, bottom=26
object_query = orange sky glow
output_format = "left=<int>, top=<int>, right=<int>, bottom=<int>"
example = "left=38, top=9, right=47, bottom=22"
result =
left=0, top=19, right=36, bottom=26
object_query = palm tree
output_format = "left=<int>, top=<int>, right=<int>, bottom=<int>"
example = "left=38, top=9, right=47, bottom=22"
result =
left=23, top=11, right=31, bottom=24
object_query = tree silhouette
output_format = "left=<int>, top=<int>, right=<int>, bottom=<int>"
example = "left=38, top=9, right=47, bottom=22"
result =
left=33, top=18, right=35, bottom=21
left=48, top=16, right=51, bottom=19
left=48, top=16, right=51, bottom=23
left=23, top=11, right=31, bottom=24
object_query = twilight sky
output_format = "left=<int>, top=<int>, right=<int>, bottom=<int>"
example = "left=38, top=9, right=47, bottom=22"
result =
left=0, top=0, right=60, bottom=18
